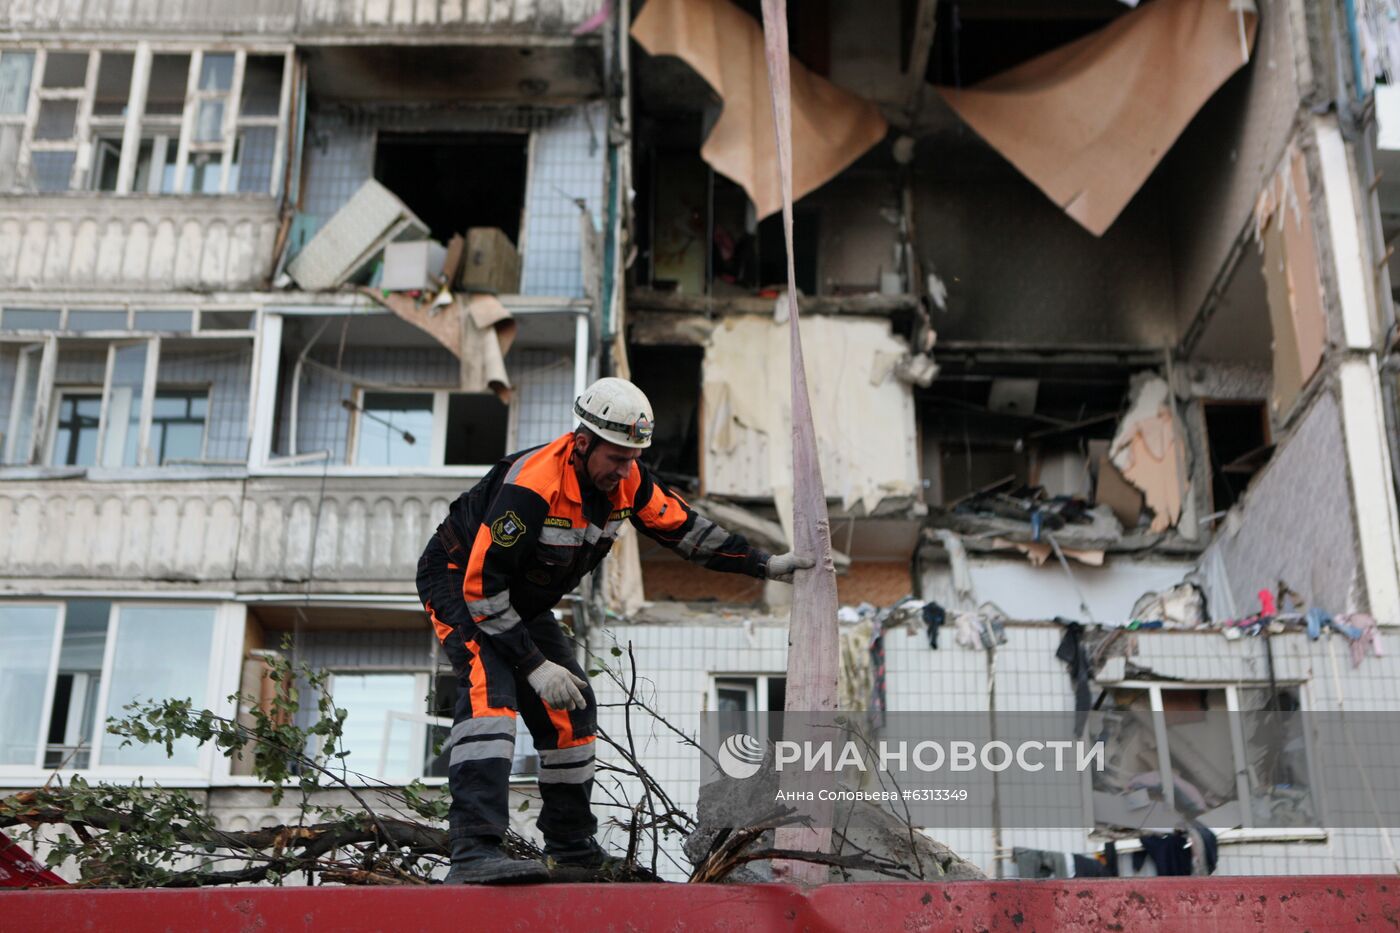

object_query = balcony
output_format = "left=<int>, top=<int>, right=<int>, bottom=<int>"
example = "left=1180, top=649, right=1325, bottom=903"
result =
left=0, top=477, right=244, bottom=586
left=236, top=476, right=465, bottom=590
left=0, top=0, right=605, bottom=42
left=0, top=196, right=280, bottom=293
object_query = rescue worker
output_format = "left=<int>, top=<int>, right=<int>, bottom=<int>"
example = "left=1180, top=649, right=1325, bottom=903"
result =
left=417, top=377, right=813, bottom=883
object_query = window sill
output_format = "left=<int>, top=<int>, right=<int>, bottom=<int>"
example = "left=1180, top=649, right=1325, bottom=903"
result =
left=0, top=465, right=250, bottom=481
left=250, top=465, right=492, bottom=480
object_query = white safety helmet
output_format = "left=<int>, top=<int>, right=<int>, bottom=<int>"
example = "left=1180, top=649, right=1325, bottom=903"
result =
left=574, top=377, right=655, bottom=449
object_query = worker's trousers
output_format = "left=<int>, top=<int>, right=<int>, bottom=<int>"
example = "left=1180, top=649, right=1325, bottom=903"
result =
left=417, top=535, right=598, bottom=843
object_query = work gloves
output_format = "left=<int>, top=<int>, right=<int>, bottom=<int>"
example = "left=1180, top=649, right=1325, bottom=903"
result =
left=765, top=551, right=817, bottom=583
left=527, top=660, right=589, bottom=711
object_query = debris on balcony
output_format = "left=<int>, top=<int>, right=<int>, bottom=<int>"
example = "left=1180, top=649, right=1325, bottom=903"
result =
left=1107, top=375, right=1194, bottom=536
left=285, top=179, right=430, bottom=291
left=938, top=0, right=1258, bottom=235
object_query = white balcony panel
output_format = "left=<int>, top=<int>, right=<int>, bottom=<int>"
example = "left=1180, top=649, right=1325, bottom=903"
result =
left=0, top=197, right=278, bottom=292
left=1, top=0, right=600, bottom=37
left=235, top=478, right=460, bottom=588
left=0, top=481, right=243, bottom=584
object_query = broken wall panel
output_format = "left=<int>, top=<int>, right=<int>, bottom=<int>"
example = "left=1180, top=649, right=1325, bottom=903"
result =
left=937, top=0, right=1256, bottom=237
left=1169, top=0, right=1306, bottom=334
left=630, top=0, right=887, bottom=221
left=701, top=315, right=919, bottom=514
left=919, top=556, right=1196, bottom=624
left=1197, top=390, right=1357, bottom=618
left=1256, top=147, right=1328, bottom=415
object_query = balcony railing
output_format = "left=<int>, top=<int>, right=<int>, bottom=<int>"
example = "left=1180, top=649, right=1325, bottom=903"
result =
left=0, top=196, right=279, bottom=293
left=0, top=475, right=466, bottom=590
left=1, top=0, right=604, bottom=39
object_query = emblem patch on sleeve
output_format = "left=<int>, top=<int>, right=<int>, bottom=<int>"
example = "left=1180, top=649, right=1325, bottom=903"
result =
left=490, top=511, right=526, bottom=547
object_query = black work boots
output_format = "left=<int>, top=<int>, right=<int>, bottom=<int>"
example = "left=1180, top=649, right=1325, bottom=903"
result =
left=544, top=836, right=621, bottom=870
left=443, top=836, right=549, bottom=885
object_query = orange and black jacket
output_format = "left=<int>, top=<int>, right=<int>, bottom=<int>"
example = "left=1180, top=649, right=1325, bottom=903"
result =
left=434, top=433, right=771, bottom=672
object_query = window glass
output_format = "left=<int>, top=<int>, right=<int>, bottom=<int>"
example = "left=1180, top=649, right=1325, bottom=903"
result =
left=236, top=127, right=277, bottom=194
left=0, top=605, right=60, bottom=766
left=3, top=308, right=61, bottom=330
left=67, top=309, right=127, bottom=332
left=356, top=392, right=434, bottom=467
left=330, top=673, right=419, bottom=779
left=194, top=99, right=224, bottom=143
left=90, top=136, right=125, bottom=191
left=44, top=600, right=111, bottom=769
left=6, top=344, right=44, bottom=465
left=150, top=390, right=208, bottom=464
left=0, top=51, right=35, bottom=114
left=199, top=310, right=253, bottom=331
left=199, top=54, right=234, bottom=92
left=0, top=125, right=22, bottom=189
left=101, top=343, right=149, bottom=467
left=1239, top=687, right=1316, bottom=827
left=101, top=605, right=216, bottom=768
left=41, top=52, right=88, bottom=89
left=240, top=56, right=282, bottom=117
left=52, top=392, right=102, bottom=467
left=184, top=152, right=223, bottom=194
left=144, top=54, right=190, bottom=116
left=35, top=99, right=78, bottom=140
left=30, top=151, right=75, bottom=192
left=133, top=310, right=193, bottom=333
left=93, top=52, right=134, bottom=116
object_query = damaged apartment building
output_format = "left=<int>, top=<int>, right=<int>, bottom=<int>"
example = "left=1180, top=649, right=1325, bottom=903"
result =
left=4, top=0, right=1400, bottom=883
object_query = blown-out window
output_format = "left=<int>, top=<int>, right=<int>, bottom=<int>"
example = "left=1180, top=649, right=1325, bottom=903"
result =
left=0, top=46, right=291, bottom=195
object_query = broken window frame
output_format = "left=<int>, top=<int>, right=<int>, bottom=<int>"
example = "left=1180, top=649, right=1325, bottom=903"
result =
left=0, top=43, right=292, bottom=196
left=1089, top=681, right=1323, bottom=835
left=2, top=310, right=257, bottom=469
left=252, top=307, right=591, bottom=478
left=347, top=387, right=512, bottom=470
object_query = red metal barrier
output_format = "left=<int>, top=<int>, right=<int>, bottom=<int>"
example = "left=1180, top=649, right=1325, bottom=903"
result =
left=3, top=877, right=1398, bottom=931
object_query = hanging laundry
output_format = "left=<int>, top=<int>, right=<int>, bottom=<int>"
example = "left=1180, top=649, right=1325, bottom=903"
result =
left=1056, top=619, right=1092, bottom=735
left=1013, top=847, right=1071, bottom=879
left=1132, top=823, right=1217, bottom=877
left=1338, top=613, right=1385, bottom=667
left=922, top=601, right=946, bottom=649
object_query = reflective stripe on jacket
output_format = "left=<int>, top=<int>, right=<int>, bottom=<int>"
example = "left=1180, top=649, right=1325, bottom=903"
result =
left=436, top=433, right=770, bottom=670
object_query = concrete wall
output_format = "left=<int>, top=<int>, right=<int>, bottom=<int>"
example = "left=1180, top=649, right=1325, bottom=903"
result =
left=1198, top=389, right=1360, bottom=618
left=911, top=164, right=1177, bottom=347
left=1165, top=0, right=1309, bottom=334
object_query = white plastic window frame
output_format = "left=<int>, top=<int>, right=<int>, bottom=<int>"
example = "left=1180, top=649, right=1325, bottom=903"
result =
left=709, top=674, right=785, bottom=713
left=1087, top=680, right=1323, bottom=838
left=1, top=43, right=292, bottom=196
left=0, top=599, right=240, bottom=785
left=321, top=670, right=537, bottom=786
left=3, top=323, right=255, bottom=468
left=348, top=386, right=481, bottom=469
left=0, top=305, right=258, bottom=335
